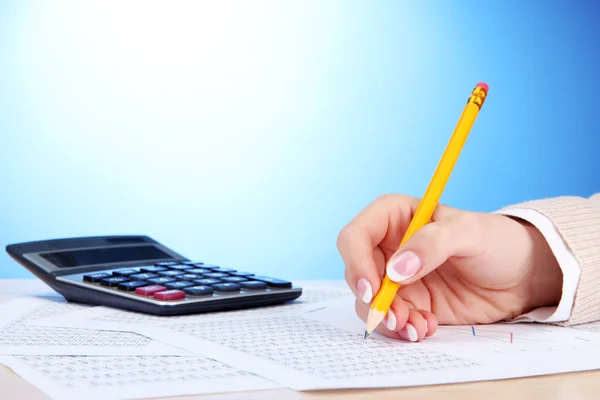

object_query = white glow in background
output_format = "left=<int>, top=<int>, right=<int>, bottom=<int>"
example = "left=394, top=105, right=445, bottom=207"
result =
left=1, top=1, right=437, bottom=278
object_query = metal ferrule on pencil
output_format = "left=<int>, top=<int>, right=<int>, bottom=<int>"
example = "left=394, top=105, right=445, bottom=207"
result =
left=468, top=86, right=487, bottom=109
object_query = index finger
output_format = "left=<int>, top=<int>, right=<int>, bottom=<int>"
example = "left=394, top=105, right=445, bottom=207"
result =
left=337, top=194, right=417, bottom=303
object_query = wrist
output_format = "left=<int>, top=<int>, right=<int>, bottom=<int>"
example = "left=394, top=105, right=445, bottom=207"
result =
left=519, top=219, right=563, bottom=311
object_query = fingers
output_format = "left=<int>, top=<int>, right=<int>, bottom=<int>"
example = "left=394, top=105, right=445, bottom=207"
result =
left=385, top=212, right=485, bottom=286
left=354, top=298, right=438, bottom=341
left=419, top=310, right=438, bottom=337
left=382, top=297, right=410, bottom=332
left=338, top=194, right=417, bottom=304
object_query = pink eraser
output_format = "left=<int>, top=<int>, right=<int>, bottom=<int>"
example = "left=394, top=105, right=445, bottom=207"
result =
left=476, top=82, right=489, bottom=93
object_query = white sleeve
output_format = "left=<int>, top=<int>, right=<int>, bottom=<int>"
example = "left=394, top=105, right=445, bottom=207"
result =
left=493, top=208, right=580, bottom=323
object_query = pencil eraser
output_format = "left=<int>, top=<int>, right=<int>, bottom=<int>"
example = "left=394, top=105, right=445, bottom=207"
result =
left=476, top=82, right=489, bottom=93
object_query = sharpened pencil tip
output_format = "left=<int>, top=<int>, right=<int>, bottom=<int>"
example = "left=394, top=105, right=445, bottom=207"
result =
left=364, top=331, right=370, bottom=339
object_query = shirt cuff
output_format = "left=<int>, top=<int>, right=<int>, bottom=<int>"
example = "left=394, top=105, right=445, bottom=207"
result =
left=493, top=208, right=580, bottom=323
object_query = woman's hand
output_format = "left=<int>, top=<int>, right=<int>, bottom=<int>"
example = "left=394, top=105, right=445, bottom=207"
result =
left=337, top=194, right=563, bottom=342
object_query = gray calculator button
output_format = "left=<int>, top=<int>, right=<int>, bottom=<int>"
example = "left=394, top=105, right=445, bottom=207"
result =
left=129, top=273, right=158, bottom=281
left=251, top=276, right=292, bottom=288
left=83, top=273, right=111, bottom=283
left=147, top=277, right=176, bottom=285
left=184, top=286, right=214, bottom=296
left=240, top=281, right=267, bottom=290
left=112, top=269, right=139, bottom=277
left=100, top=277, right=129, bottom=287
left=164, top=281, right=195, bottom=290
left=157, top=270, right=184, bottom=277
left=212, top=283, right=241, bottom=292
left=221, top=276, right=247, bottom=283
left=193, top=278, right=221, bottom=286
left=139, top=266, right=168, bottom=273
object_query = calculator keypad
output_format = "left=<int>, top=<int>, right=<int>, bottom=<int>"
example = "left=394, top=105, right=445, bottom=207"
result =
left=80, top=261, right=293, bottom=302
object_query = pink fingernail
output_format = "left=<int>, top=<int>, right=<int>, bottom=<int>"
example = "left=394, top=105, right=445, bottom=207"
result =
left=357, top=278, right=372, bottom=303
left=386, top=251, right=422, bottom=282
left=398, top=323, right=418, bottom=342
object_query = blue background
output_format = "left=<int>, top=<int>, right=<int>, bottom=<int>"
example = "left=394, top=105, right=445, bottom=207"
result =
left=1, top=1, right=599, bottom=279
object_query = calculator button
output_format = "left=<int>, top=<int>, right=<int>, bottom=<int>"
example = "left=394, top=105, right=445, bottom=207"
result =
left=155, top=262, right=180, bottom=266
left=240, top=281, right=267, bottom=290
left=164, top=281, right=195, bottom=290
left=212, top=283, right=241, bottom=292
left=135, top=285, right=167, bottom=296
left=147, top=277, right=177, bottom=285
left=180, top=261, right=199, bottom=265
left=201, top=265, right=222, bottom=271
left=129, top=273, right=159, bottom=281
left=186, top=268, right=211, bottom=275
left=111, top=269, right=139, bottom=277
left=250, top=276, right=292, bottom=288
left=209, top=267, right=236, bottom=273
left=157, top=270, right=185, bottom=277
left=118, top=281, right=148, bottom=291
left=139, top=266, right=168, bottom=273
left=154, top=290, right=186, bottom=300
left=165, top=265, right=195, bottom=271
left=83, top=273, right=112, bottom=283
left=100, top=277, right=129, bottom=287
left=221, top=276, right=248, bottom=283
left=184, top=286, right=213, bottom=296
left=204, top=272, right=229, bottom=278
left=179, top=274, right=201, bottom=281
left=230, top=271, right=255, bottom=277
left=193, top=278, right=221, bottom=286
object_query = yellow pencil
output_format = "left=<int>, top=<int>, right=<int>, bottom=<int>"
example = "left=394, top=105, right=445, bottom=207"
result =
left=364, top=82, right=489, bottom=338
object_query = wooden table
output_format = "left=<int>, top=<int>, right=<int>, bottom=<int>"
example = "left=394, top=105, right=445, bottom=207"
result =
left=1, top=279, right=599, bottom=399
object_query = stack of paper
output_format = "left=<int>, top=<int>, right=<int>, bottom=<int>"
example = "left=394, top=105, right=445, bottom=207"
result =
left=4, top=280, right=600, bottom=399
left=0, top=281, right=354, bottom=399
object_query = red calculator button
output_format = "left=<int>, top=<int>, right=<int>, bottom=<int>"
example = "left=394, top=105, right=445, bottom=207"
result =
left=135, top=285, right=167, bottom=296
left=153, top=290, right=186, bottom=300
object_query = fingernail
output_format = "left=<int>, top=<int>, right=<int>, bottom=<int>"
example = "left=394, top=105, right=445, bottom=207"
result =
left=357, top=278, right=372, bottom=303
left=383, top=311, right=396, bottom=331
left=386, top=251, right=422, bottom=282
left=424, top=320, right=428, bottom=333
left=398, top=323, right=418, bottom=342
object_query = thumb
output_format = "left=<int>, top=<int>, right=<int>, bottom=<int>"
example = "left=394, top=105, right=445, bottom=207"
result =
left=385, top=214, right=483, bottom=285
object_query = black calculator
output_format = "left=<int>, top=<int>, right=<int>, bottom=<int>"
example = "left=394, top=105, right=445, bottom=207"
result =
left=5, top=235, right=302, bottom=315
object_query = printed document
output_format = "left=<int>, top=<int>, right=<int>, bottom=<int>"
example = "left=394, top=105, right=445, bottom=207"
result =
left=33, top=287, right=600, bottom=390
left=0, top=355, right=281, bottom=400
left=0, top=296, right=187, bottom=356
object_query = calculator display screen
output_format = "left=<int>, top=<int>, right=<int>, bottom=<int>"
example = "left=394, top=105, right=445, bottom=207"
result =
left=39, top=245, right=174, bottom=268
